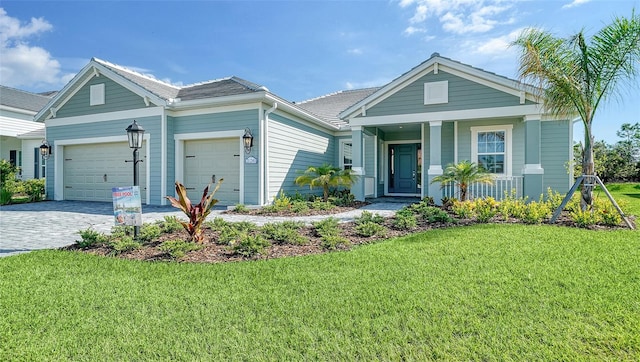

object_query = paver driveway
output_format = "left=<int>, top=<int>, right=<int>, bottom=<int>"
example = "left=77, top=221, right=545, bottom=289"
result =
left=0, top=200, right=407, bottom=257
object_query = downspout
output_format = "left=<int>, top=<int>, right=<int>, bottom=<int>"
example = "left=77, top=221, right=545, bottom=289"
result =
left=263, top=102, right=277, bottom=205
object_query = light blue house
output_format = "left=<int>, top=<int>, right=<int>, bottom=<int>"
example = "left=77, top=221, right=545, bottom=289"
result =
left=35, top=54, right=573, bottom=206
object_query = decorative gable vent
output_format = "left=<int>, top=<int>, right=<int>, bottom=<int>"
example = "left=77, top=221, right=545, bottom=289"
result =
left=424, top=81, right=448, bottom=105
left=90, top=83, right=105, bottom=106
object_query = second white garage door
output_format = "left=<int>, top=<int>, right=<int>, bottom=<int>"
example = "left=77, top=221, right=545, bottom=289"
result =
left=63, top=142, right=147, bottom=203
left=183, top=138, right=240, bottom=205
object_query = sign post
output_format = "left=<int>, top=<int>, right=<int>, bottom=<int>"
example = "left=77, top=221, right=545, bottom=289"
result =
left=112, top=186, right=142, bottom=228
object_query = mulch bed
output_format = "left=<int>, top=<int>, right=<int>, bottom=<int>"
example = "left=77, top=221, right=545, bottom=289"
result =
left=64, top=205, right=635, bottom=264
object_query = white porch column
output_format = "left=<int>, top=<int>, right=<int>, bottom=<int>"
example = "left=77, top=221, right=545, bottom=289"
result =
left=351, top=126, right=365, bottom=201
left=522, top=115, right=544, bottom=200
left=427, top=121, right=443, bottom=204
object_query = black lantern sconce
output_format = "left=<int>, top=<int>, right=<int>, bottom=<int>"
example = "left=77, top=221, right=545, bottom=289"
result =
left=243, top=128, right=254, bottom=154
left=39, top=140, right=52, bottom=160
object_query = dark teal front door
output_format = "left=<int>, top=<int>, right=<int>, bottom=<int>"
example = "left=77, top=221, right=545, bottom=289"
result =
left=389, top=144, right=418, bottom=194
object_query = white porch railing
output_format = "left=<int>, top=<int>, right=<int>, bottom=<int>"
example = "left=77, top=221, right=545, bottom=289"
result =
left=440, top=176, right=523, bottom=201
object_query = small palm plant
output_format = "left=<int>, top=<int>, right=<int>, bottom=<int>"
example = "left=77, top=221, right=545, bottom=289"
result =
left=294, top=163, right=358, bottom=202
left=431, top=160, right=494, bottom=201
left=165, top=179, right=223, bottom=243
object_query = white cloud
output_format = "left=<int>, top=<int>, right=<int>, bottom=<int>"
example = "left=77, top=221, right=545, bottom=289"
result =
left=562, top=0, right=591, bottom=9
left=399, top=0, right=514, bottom=35
left=0, top=8, right=73, bottom=91
left=347, top=48, right=363, bottom=55
left=474, top=28, right=524, bottom=56
left=403, top=26, right=427, bottom=36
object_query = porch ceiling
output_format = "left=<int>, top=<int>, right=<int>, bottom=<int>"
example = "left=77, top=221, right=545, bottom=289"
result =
left=374, top=123, right=422, bottom=134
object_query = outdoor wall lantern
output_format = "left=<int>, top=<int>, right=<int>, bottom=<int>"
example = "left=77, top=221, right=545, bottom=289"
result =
left=39, top=140, right=52, bottom=160
left=243, top=127, right=254, bottom=154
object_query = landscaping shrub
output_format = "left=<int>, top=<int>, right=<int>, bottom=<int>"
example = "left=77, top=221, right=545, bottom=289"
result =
left=76, top=228, right=108, bottom=248
left=22, top=179, right=45, bottom=202
left=355, top=211, right=384, bottom=225
left=261, top=221, right=307, bottom=245
left=110, top=236, right=141, bottom=255
left=233, top=204, right=249, bottom=213
left=233, top=221, right=258, bottom=233
left=519, top=201, right=551, bottom=224
left=392, top=208, right=418, bottom=230
left=309, top=198, right=336, bottom=211
left=414, top=204, right=452, bottom=223
left=329, top=189, right=355, bottom=206
left=312, top=217, right=340, bottom=237
left=272, top=190, right=292, bottom=211
left=570, top=209, right=599, bottom=228
left=290, top=200, right=310, bottom=214
left=216, top=226, right=244, bottom=246
left=473, top=197, right=498, bottom=223
left=0, top=187, right=12, bottom=205
left=158, top=215, right=184, bottom=233
left=452, top=200, right=475, bottom=219
left=138, top=223, right=162, bottom=242
left=355, top=221, right=387, bottom=237
left=233, top=234, right=270, bottom=257
left=321, top=234, right=350, bottom=250
left=159, top=239, right=203, bottom=259
left=206, top=217, right=231, bottom=232
left=165, top=180, right=223, bottom=243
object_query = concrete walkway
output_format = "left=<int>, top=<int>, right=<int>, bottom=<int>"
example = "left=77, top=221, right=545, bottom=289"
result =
left=0, top=201, right=409, bottom=257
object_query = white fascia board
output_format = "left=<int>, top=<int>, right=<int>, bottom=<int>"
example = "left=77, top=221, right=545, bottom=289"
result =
left=168, top=92, right=266, bottom=111
left=0, top=105, right=38, bottom=116
left=45, top=106, right=163, bottom=127
left=35, top=61, right=97, bottom=122
left=349, top=104, right=544, bottom=127
left=340, top=56, right=540, bottom=120
left=91, top=62, right=167, bottom=106
left=167, top=102, right=261, bottom=118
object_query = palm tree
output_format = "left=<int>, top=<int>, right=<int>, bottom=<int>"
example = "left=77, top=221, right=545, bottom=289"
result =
left=294, top=163, right=358, bottom=202
left=431, top=160, right=494, bottom=201
left=511, top=11, right=640, bottom=208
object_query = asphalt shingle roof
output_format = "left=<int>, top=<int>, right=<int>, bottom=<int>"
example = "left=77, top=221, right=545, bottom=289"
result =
left=0, top=85, right=54, bottom=112
left=296, top=87, right=380, bottom=126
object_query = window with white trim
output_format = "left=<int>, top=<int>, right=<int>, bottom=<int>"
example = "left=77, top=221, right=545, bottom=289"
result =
left=471, top=125, right=512, bottom=176
left=341, top=141, right=353, bottom=170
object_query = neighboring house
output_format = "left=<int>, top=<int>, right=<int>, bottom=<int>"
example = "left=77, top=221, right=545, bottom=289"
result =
left=35, top=54, right=573, bottom=206
left=0, top=86, right=54, bottom=180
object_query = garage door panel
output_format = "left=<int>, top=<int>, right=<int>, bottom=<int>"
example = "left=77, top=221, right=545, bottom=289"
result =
left=184, top=138, right=240, bottom=205
left=64, top=142, right=147, bottom=203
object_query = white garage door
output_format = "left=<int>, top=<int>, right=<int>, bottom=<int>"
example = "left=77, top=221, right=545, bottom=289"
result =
left=184, top=138, right=240, bottom=205
left=63, top=142, right=147, bottom=202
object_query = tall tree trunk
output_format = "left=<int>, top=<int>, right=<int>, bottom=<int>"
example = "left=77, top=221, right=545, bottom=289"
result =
left=581, top=127, right=595, bottom=210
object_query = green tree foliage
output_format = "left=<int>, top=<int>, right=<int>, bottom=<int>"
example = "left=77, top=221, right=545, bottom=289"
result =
left=512, top=11, right=640, bottom=207
left=294, top=163, right=358, bottom=202
left=431, top=160, right=494, bottom=201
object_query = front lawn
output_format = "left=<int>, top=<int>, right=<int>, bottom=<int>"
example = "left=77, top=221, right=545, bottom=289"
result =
left=1, top=224, right=638, bottom=360
left=601, top=183, right=640, bottom=216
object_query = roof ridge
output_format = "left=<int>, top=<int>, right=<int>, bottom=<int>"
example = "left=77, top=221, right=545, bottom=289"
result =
left=92, top=57, right=181, bottom=90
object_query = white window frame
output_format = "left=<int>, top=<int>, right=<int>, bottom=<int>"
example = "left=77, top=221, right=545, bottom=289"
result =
left=470, top=125, right=513, bottom=177
left=339, top=139, right=353, bottom=170
left=90, top=83, right=105, bottom=106
left=424, top=81, right=448, bottom=105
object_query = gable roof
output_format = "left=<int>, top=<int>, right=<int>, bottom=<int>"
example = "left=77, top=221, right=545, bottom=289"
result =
left=35, top=58, right=274, bottom=122
left=339, top=53, right=537, bottom=119
left=296, top=87, right=380, bottom=127
left=0, top=85, right=54, bottom=114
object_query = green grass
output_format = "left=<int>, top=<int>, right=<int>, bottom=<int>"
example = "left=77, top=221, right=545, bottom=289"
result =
left=600, top=182, right=640, bottom=217
left=1, top=224, right=638, bottom=360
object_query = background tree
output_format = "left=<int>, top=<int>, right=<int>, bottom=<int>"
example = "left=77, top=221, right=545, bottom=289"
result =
left=431, top=160, right=494, bottom=201
left=512, top=11, right=640, bottom=208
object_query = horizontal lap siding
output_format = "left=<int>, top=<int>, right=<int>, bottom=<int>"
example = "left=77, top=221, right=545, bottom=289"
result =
left=541, top=120, right=571, bottom=193
left=46, top=115, right=163, bottom=203
left=56, top=77, right=149, bottom=118
left=173, top=109, right=260, bottom=204
left=366, top=72, right=523, bottom=117
left=268, top=114, right=334, bottom=200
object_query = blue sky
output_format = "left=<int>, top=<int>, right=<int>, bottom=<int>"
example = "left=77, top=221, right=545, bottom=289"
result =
left=1, top=0, right=638, bottom=144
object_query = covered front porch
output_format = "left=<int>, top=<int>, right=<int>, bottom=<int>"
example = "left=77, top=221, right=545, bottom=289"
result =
left=346, top=117, right=541, bottom=204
